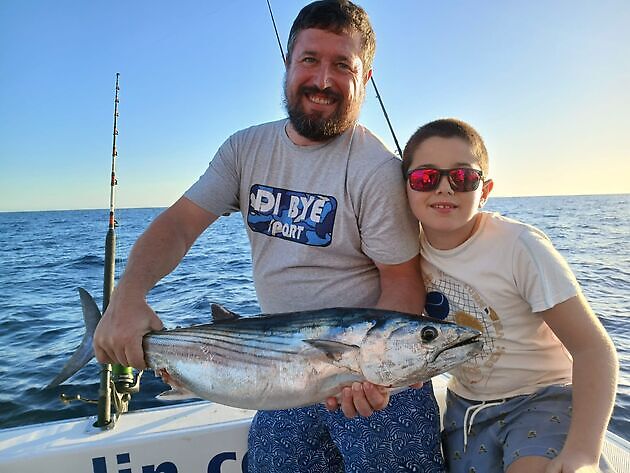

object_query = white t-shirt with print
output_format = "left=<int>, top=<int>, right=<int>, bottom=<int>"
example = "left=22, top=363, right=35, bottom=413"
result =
left=421, top=212, right=578, bottom=400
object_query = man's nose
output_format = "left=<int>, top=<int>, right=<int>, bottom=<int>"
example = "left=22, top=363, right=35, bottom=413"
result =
left=314, top=65, right=333, bottom=89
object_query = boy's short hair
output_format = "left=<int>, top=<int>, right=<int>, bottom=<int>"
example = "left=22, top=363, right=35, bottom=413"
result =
left=286, top=0, right=376, bottom=75
left=402, top=118, right=489, bottom=177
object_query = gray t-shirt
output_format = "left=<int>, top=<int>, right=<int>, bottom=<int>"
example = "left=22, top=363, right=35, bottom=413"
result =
left=185, top=119, right=419, bottom=313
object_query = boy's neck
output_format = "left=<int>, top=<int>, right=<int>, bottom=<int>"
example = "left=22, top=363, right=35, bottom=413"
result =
left=424, top=213, right=483, bottom=250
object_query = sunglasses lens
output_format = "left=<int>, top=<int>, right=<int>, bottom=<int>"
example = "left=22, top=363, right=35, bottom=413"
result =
left=408, top=167, right=482, bottom=192
left=409, top=169, right=440, bottom=191
left=448, top=168, right=467, bottom=192
left=449, top=168, right=482, bottom=191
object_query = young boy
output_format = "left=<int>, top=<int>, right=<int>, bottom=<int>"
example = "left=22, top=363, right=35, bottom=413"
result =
left=402, top=118, right=618, bottom=473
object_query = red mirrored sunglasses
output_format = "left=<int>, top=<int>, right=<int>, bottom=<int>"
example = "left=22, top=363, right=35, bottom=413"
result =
left=407, top=167, right=484, bottom=192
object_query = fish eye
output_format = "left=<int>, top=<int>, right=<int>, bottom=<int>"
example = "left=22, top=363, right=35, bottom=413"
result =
left=421, top=326, right=439, bottom=342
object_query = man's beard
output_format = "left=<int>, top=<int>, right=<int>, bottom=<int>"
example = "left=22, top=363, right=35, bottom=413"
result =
left=284, top=81, right=364, bottom=142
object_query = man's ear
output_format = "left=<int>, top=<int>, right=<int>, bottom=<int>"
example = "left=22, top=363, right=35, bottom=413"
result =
left=364, top=68, right=373, bottom=85
left=479, top=179, right=494, bottom=208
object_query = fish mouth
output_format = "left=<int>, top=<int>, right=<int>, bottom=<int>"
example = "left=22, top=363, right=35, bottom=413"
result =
left=430, top=334, right=482, bottom=363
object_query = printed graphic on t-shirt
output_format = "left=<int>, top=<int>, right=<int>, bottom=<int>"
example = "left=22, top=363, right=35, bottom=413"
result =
left=423, top=269, right=504, bottom=386
left=247, top=184, right=337, bottom=246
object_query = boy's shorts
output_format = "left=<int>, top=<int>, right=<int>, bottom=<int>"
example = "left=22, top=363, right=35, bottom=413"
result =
left=246, top=382, right=445, bottom=473
left=442, top=384, right=613, bottom=473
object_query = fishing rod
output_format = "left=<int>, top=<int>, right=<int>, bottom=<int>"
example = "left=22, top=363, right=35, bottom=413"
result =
left=369, top=76, right=403, bottom=157
left=265, top=0, right=403, bottom=157
left=266, top=0, right=285, bottom=64
left=93, top=73, right=141, bottom=429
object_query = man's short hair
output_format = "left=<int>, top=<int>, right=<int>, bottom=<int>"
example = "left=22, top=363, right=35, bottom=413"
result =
left=402, top=118, right=490, bottom=176
left=286, top=0, right=376, bottom=75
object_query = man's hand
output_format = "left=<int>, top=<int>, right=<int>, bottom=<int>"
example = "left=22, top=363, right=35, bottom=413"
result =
left=325, top=381, right=425, bottom=418
left=93, top=288, right=163, bottom=369
left=325, top=382, right=390, bottom=418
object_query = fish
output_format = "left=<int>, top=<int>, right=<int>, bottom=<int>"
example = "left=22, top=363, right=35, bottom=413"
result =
left=48, top=288, right=482, bottom=410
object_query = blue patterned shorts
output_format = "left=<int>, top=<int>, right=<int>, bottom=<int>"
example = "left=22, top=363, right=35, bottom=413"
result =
left=246, top=382, right=445, bottom=473
left=442, top=385, right=573, bottom=473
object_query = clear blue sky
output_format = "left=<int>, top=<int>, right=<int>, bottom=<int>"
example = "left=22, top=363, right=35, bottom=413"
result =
left=1, top=0, right=629, bottom=211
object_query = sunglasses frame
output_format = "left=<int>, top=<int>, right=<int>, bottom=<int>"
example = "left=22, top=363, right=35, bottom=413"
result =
left=407, top=167, right=484, bottom=192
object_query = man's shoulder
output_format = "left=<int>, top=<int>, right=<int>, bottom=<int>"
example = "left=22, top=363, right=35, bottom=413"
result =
left=351, top=123, right=394, bottom=153
left=347, top=123, right=400, bottom=175
left=230, top=119, right=285, bottom=142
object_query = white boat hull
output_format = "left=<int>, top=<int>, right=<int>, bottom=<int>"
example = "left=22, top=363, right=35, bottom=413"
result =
left=0, top=376, right=627, bottom=473
left=0, top=402, right=254, bottom=473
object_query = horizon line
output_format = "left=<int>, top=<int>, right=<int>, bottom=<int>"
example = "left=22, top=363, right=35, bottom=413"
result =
left=1, top=192, right=628, bottom=214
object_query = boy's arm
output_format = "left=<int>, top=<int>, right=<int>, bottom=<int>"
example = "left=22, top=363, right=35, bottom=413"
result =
left=541, top=293, right=618, bottom=472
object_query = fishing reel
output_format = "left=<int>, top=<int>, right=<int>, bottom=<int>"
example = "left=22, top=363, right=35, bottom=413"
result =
left=57, top=365, right=143, bottom=430
left=113, top=365, right=143, bottom=395
left=95, top=365, right=143, bottom=429
left=110, top=365, right=143, bottom=414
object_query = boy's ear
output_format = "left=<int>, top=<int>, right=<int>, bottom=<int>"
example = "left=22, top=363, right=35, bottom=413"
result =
left=479, top=179, right=494, bottom=208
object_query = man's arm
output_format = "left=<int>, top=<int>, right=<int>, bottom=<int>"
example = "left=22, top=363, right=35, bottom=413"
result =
left=333, top=255, right=426, bottom=417
left=374, top=254, right=425, bottom=313
left=93, top=197, right=218, bottom=369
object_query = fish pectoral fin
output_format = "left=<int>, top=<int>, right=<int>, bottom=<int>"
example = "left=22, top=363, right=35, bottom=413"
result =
left=154, top=369, right=200, bottom=401
left=304, top=339, right=359, bottom=361
left=304, top=339, right=361, bottom=372
left=211, top=303, right=240, bottom=321
left=156, top=387, right=201, bottom=402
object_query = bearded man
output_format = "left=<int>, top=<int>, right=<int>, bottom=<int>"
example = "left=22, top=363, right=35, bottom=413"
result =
left=93, top=1, right=444, bottom=472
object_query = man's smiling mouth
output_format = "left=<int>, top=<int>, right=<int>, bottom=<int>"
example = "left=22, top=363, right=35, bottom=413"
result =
left=307, top=93, right=335, bottom=105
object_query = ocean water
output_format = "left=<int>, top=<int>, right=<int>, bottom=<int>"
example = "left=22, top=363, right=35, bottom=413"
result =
left=0, top=194, right=628, bottom=441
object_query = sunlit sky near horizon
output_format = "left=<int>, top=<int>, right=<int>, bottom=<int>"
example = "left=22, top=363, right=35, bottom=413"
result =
left=1, top=0, right=629, bottom=212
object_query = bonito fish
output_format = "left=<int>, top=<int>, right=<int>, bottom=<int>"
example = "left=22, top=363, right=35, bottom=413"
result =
left=48, top=288, right=482, bottom=410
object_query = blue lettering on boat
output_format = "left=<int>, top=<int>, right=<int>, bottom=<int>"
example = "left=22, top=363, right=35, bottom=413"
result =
left=91, top=451, right=246, bottom=473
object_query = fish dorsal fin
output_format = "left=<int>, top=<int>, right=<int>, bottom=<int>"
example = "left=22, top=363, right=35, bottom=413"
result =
left=211, top=303, right=240, bottom=321
left=304, top=339, right=361, bottom=373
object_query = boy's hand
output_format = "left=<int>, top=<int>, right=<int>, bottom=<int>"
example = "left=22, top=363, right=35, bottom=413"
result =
left=544, top=450, right=599, bottom=473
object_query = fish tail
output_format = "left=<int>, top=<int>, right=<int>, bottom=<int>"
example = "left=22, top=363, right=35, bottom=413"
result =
left=45, top=288, right=101, bottom=388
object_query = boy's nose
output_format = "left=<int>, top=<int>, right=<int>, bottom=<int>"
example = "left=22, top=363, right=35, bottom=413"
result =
left=435, top=174, right=454, bottom=194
